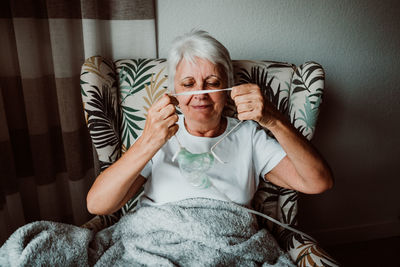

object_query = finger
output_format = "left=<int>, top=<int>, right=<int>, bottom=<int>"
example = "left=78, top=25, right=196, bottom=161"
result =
left=231, top=84, right=258, bottom=100
left=164, top=114, right=179, bottom=127
left=159, top=103, right=176, bottom=119
left=233, top=88, right=263, bottom=102
left=231, top=85, right=251, bottom=99
left=237, top=111, right=253, bottom=121
left=152, top=94, right=175, bottom=112
left=233, top=94, right=260, bottom=106
left=236, top=102, right=254, bottom=113
left=238, top=107, right=265, bottom=122
left=168, top=95, right=179, bottom=106
left=233, top=95, right=261, bottom=110
left=167, top=124, right=179, bottom=139
left=161, top=93, right=179, bottom=107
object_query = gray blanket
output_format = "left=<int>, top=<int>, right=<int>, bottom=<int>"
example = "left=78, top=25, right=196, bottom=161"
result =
left=0, top=198, right=295, bottom=266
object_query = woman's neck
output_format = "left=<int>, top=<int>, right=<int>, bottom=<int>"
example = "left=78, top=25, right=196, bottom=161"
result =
left=184, top=117, right=227, bottom=137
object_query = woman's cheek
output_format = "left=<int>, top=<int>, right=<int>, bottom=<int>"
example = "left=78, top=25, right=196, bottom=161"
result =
left=177, top=95, right=192, bottom=107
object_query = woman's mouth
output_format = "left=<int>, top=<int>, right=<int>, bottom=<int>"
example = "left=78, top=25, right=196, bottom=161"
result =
left=191, top=105, right=212, bottom=110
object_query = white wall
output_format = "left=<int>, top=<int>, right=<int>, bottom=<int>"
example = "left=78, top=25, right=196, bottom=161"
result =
left=156, top=0, right=400, bottom=245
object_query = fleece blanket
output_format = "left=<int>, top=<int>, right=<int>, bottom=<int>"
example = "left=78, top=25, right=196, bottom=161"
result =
left=0, top=198, right=295, bottom=266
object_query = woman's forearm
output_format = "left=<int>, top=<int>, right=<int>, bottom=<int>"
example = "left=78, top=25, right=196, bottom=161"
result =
left=86, top=94, right=179, bottom=215
left=86, top=136, right=155, bottom=215
left=265, top=117, right=333, bottom=193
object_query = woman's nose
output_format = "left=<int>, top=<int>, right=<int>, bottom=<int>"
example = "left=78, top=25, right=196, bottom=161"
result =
left=191, top=83, right=208, bottom=98
left=193, top=93, right=207, bottom=100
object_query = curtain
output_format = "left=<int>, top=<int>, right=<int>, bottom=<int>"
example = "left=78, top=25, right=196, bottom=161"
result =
left=0, top=0, right=157, bottom=244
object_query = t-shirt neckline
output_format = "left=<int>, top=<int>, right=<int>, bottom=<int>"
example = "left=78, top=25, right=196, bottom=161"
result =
left=179, top=115, right=232, bottom=142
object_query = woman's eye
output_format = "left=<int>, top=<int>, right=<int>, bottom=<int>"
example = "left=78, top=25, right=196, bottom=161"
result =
left=207, top=82, right=220, bottom=87
left=183, top=84, right=193, bottom=88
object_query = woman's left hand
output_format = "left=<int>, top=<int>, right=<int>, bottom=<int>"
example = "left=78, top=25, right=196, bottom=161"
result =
left=232, top=83, right=333, bottom=194
left=231, top=84, right=281, bottom=129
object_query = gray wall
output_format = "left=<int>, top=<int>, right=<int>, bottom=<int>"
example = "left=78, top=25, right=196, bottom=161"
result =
left=156, top=0, right=400, bottom=245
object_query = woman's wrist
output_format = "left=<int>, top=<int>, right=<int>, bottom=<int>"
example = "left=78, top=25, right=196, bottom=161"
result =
left=262, top=117, right=281, bottom=134
left=259, top=110, right=288, bottom=132
left=133, top=135, right=160, bottom=158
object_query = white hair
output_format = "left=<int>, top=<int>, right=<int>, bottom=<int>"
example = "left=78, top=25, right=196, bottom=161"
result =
left=167, top=30, right=233, bottom=92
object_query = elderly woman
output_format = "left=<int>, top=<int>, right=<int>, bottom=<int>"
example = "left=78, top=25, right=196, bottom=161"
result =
left=86, top=31, right=333, bottom=215
left=0, top=30, right=333, bottom=266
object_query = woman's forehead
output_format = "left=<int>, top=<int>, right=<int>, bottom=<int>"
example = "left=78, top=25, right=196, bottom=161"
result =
left=175, top=57, right=222, bottom=80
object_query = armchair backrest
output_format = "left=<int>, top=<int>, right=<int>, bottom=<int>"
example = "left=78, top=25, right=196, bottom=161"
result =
left=80, top=56, right=327, bottom=263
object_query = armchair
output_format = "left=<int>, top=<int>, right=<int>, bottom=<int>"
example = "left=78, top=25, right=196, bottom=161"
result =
left=80, top=56, right=338, bottom=267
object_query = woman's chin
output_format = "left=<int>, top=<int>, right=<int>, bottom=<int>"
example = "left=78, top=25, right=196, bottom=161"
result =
left=185, top=112, right=217, bottom=123
left=182, top=106, right=223, bottom=123
left=186, top=106, right=213, bottom=116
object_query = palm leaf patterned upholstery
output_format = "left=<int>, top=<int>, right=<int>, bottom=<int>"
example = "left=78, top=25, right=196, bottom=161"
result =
left=80, top=56, right=338, bottom=267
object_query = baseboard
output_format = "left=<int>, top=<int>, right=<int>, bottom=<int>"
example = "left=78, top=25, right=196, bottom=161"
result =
left=309, top=220, right=400, bottom=246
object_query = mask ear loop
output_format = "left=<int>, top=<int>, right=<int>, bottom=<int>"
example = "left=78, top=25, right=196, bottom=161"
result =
left=210, top=120, right=243, bottom=164
left=172, top=102, right=183, bottom=163
left=172, top=135, right=183, bottom=162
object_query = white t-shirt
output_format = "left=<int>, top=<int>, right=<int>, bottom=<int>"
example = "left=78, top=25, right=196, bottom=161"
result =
left=139, top=115, right=286, bottom=207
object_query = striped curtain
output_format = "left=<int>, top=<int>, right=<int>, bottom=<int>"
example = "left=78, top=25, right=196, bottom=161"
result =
left=0, top=0, right=157, bottom=244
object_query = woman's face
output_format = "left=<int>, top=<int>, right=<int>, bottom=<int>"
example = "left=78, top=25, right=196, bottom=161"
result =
left=174, top=57, right=228, bottom=125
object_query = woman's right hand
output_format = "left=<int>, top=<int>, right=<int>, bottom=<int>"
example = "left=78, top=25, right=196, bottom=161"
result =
left=140, top=94, right=179, bottom=150
left=87, top=94, right=178, bottom=215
